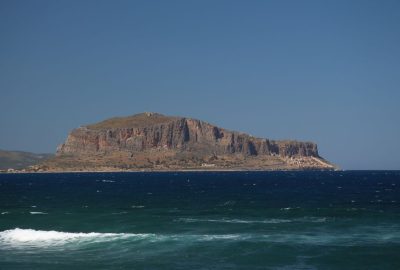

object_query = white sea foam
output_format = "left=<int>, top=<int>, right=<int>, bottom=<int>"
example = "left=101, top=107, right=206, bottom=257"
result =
left=102, top=179, right=115, bottom=183
left=0, top=229, right=245, bottom=248
left=30, top=212, right=47, bottom=215
left=198, top=234, right=244, bottom=241
left=1, top=228, right=399, bottom=248
left=0, top=228, right=152, bottom=247
left=146, top=233, right=249, bottom=243
left=280, top=207, right=301, bottom=211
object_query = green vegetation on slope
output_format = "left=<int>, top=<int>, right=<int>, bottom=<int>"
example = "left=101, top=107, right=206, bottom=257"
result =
left=0, top=150, right=53, bottom=170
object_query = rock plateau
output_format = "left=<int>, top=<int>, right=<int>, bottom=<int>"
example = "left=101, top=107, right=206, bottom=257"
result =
left=38, top=112, right=335, bottom=171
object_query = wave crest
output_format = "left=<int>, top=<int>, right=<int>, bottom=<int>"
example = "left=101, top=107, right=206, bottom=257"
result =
left=0, top=228, right=152, bottom=247
left=2, top=226, right=399, bottom=248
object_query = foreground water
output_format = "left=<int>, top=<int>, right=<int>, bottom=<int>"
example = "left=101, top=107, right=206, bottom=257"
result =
left=0, top=171, right=399, bottom=269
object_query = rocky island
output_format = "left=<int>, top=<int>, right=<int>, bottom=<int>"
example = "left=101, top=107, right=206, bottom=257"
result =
left=33, top=112, right=335, bottom=172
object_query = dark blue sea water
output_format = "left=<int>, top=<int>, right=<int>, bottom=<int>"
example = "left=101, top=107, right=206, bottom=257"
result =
left=0, top=171, right=399, bottom=269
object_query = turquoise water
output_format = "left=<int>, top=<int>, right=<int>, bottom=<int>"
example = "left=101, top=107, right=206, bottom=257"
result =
left=0, top=171, right=399, bottom=269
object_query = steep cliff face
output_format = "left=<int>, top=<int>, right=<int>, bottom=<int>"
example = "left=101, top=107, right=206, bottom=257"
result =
left=57, top=113, right=319, bottom=158
left=41, top=112, right=334, bottom=171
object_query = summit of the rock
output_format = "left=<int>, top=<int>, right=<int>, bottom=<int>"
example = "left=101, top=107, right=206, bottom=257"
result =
left=86, top=113, right=178, bottom=130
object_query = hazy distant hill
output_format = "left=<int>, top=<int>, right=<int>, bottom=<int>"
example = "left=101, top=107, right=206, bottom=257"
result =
left=38, top=112, right=335, bottom=172
left=0, top=150, right=53, bottom=170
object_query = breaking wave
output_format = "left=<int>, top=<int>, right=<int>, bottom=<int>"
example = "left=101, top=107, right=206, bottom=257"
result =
left=0, top=229, right=244, bottom=248
left=0, top=228, right=152, bottom=247
left=1, top=227, right=399, bottom=248
left=29, top=212, right=47, bottom=215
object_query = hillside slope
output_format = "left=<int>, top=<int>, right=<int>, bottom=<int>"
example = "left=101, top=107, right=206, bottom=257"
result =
left=0, top=150, right=53, bottom=170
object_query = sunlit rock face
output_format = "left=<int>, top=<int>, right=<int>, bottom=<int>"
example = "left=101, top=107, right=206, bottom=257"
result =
left=57, top=112, right=319, bottom=158
left=42, top=112, right=334, bottom=171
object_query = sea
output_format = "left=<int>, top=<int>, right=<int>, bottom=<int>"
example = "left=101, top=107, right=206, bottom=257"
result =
left=0, top=171, right=399, bottom=270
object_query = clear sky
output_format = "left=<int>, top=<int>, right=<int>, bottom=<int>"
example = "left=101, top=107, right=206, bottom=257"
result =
left=0, top=0, right=399, bottom=170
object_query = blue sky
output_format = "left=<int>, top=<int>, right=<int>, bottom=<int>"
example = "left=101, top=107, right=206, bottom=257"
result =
left=0, top=0, right=399, bottom=169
